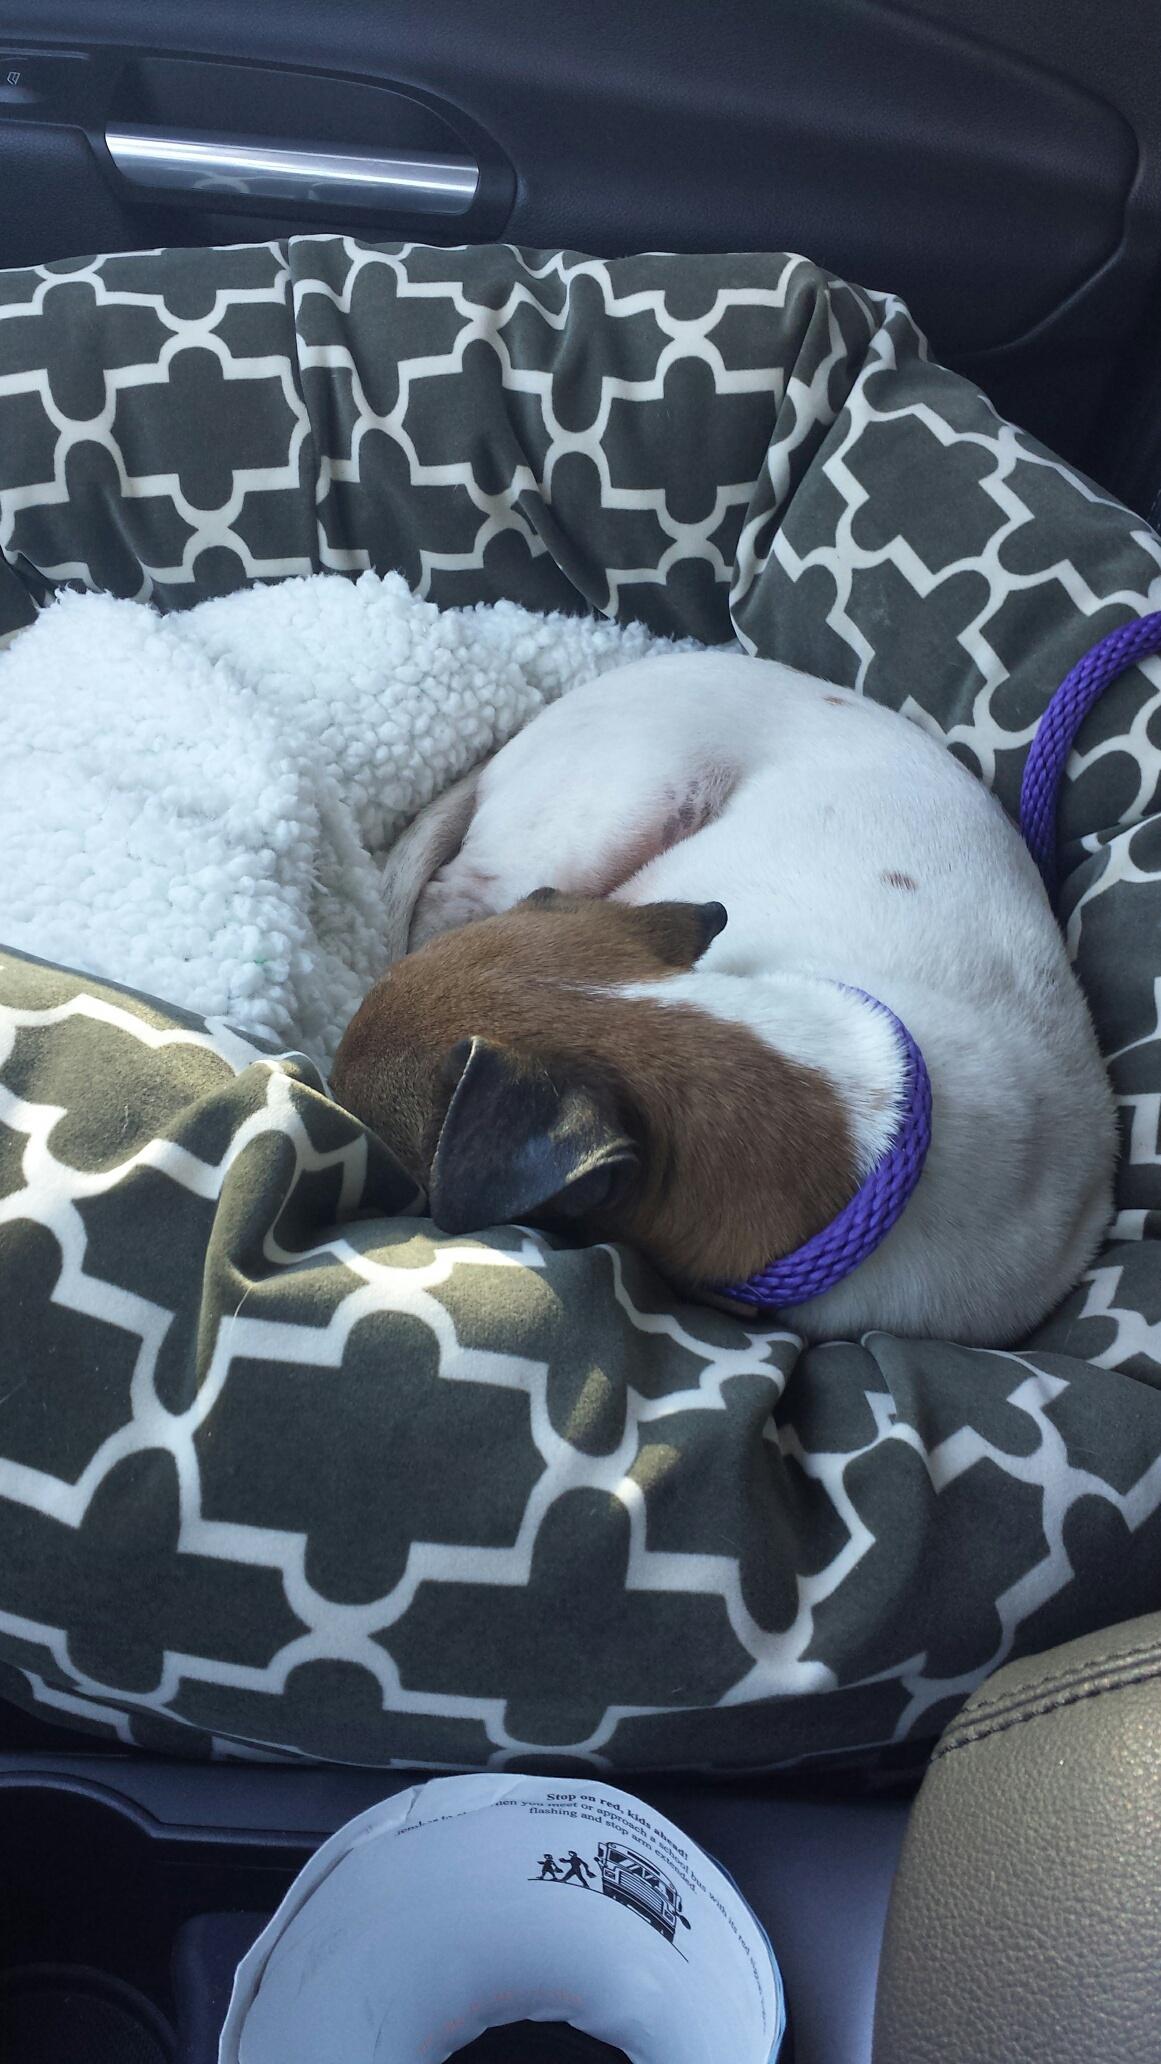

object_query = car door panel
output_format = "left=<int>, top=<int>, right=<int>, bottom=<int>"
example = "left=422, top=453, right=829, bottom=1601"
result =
left=0, top=0, right=1159, bottom=503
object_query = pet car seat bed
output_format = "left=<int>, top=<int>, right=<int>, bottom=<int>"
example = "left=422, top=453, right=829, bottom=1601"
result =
left=0, top=238, right=1158, bottom=1774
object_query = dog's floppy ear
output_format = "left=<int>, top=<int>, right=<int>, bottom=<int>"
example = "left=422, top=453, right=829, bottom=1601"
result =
left=428, top=1036, right=639, bottom=1236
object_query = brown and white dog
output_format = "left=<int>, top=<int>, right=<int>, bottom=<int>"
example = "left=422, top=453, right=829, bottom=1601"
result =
left=331, top=652, right=1116, bottom=1343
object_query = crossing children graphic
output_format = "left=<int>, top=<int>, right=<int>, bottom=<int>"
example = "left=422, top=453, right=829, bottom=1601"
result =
left=531, top=1839, right=693, bottom=1946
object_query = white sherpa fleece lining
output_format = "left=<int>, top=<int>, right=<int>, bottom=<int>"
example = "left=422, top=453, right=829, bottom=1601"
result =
left=0, top=573, right=695, bottom=1066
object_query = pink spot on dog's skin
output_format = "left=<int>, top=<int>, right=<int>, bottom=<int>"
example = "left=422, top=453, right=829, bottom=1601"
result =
left=882, top=870, right=919, bottom=891
left=607, top=765, right=737, bottom=892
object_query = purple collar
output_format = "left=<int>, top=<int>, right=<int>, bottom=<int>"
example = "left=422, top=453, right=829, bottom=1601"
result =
left=714, top=987, right=932, bottom=1312
left=1019, top=607, right=1161, bottom=903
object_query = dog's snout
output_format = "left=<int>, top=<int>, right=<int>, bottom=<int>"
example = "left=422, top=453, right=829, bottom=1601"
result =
left=699, top=900, right=728, bottom=944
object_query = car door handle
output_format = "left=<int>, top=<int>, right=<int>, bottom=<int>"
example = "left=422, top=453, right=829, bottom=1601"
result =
left=105, top=125, right=480, bottom=215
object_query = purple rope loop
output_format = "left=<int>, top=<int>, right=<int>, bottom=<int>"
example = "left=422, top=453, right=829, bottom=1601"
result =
left=1019, top=609, right=1161, bottom=902
left=716, top=991, right=932, bottom=1311
left=719, top=610, right=1161, bottom=1315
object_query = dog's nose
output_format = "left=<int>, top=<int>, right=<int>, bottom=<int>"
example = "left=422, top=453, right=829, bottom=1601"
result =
left=699, top=900, right=728, bottom=943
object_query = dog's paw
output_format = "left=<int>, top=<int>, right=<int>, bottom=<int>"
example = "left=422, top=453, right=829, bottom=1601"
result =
left=410, top=867, right=502, bottom=950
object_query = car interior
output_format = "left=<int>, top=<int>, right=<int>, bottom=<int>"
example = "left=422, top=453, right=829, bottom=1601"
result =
left=0, top=2, right=1159, bottom=2060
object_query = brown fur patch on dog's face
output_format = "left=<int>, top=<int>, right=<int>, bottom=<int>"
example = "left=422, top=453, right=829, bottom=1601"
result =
left=331, top=893, right=856, bottom=1290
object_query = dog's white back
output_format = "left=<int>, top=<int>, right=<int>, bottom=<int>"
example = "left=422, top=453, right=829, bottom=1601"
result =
left=392, top=651, right=1115, bottom=1342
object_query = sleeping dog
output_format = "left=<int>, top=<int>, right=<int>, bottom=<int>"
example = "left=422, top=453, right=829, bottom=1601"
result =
left=331, top=652, right=1115, bottom=1344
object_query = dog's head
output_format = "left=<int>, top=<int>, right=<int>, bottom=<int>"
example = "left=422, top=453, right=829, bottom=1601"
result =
left=330, top=891, right=856, bottom=1291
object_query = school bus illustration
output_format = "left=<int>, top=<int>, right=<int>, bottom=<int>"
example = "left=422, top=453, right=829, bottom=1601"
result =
left=595, top=1842, right=692, bottom=1943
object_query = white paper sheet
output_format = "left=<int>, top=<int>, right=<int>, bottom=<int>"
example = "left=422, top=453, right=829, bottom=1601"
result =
left=219, top=1775, right=786, bottom=2063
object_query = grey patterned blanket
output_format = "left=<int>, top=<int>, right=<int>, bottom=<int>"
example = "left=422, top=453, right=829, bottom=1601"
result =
left=0, top=238, right=1158, bottom=1775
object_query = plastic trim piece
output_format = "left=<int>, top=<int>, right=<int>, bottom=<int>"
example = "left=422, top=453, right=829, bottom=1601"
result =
left=106, top=124, right=479, bottom=215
